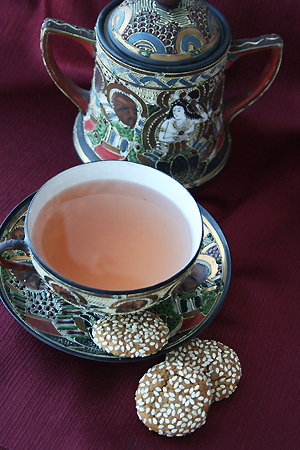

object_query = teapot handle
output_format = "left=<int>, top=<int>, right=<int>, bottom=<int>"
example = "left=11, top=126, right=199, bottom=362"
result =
left=223, top=34, right=283, bottom=123
left=40, top=18, right=96, bottom=114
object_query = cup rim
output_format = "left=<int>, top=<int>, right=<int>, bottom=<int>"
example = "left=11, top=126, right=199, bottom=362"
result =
left=25, top=161, right=203, bottom=296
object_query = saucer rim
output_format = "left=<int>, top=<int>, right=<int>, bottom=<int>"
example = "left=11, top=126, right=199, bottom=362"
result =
left=0, top=193, right=231, bottom=362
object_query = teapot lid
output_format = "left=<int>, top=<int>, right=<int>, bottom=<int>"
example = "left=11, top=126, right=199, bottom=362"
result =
left=98, top=0, right=231, bottom=72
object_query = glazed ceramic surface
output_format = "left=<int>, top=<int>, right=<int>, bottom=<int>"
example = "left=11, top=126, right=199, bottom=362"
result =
left=0, top=162, right=203, bottom=314
left=41, top=0, right=283, bottom=188
left=0, top=194, right=230, bottom=361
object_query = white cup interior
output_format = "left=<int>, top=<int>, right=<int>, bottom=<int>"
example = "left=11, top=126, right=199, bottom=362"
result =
left=27, top=161, right=203, bottom=265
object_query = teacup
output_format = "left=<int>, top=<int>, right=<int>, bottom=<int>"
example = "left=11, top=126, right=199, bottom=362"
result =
left=0, top=161, right=203, bottom=314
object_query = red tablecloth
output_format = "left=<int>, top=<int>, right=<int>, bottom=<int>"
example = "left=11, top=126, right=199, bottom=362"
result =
left=0, top=1, right=299, bottom=449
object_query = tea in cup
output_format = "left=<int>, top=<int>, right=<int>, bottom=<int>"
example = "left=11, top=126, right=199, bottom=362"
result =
left=0, top=161, right=203, bottom=314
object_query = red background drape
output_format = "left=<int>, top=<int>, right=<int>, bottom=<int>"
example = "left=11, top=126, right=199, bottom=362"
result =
left=0, top=1, right=299, bottom=449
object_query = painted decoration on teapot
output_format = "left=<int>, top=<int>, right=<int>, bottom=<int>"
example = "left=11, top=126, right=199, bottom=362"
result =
left=82, top=45, right=227, bottom=186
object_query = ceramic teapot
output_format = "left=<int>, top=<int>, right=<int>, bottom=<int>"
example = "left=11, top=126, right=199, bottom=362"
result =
left=41, top=0, right=283, bottom=188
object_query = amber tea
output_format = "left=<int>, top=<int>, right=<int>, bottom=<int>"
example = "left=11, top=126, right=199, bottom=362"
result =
left=31, top=179, right=193, bottom=291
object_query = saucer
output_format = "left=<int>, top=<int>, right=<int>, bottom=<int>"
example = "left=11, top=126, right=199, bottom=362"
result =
left=0, top=194, right=231, bottom=362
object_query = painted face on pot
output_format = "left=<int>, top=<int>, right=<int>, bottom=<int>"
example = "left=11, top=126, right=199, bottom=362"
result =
left=112, top=93, right=137, bottom=128
left=172, top=105, right=186, bottom=121
left=41, top=1, right=283, bottom=189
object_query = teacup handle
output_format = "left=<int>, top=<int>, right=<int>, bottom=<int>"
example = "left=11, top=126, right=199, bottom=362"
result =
left=40, top=18, right=96, bottom=114
left=0, top=239, right=35, bottom=271
left=224, top=34, right=283, bottom=123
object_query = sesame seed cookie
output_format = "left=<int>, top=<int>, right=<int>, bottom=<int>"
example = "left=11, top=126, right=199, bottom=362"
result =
left=135, top=360, right=212, bottom=437
left=166, top=339, right=242, bottom=401
left=91, top=310, right=169, bottom=358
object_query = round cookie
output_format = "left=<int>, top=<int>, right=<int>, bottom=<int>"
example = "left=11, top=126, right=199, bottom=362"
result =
left=91, top=310, right=169, bottom=358
left=135, top=360, right=212, bottom=436
left=166, top=339, right=242, bottom=401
